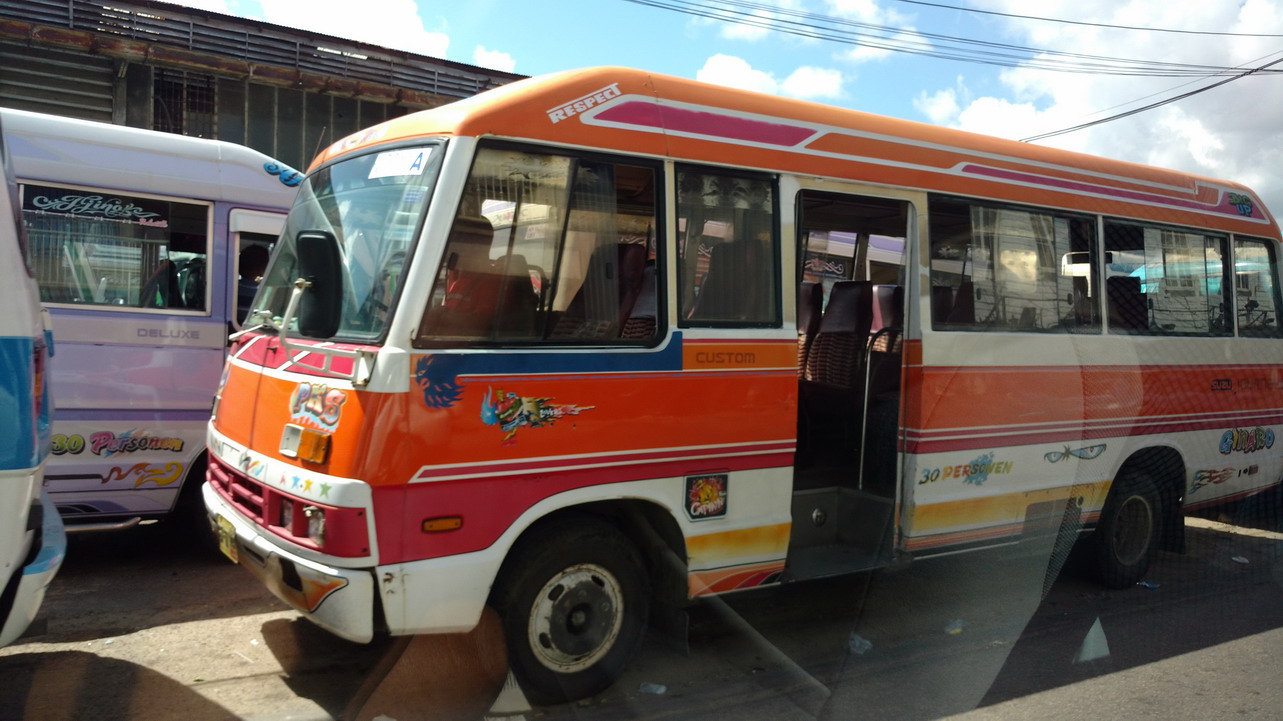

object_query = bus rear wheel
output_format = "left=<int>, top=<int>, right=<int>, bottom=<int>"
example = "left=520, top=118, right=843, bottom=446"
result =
left=492, top=517, right=649, bottom=705
left=1094, top=472, right=1162, bottom=589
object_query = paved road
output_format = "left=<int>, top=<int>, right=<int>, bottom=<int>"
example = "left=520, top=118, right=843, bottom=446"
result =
left=2, top=495, right=1280, bottom=721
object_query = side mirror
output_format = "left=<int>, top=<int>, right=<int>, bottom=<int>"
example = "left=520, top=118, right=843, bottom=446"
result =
left=296, top=230, right=343, bottom=338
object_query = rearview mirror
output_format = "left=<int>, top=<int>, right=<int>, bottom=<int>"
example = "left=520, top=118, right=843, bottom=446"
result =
left=296, top=230, right=343, bottom=338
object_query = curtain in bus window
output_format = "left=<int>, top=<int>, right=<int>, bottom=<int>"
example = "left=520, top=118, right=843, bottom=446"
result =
left=929, top=198, right=1097, bottom=333
left=677, top=168, right=778, bottom=326
left=20, top=184, right=209, bottom=311
left=1104, top=220, right=1228, bottom=336
left=416, top=146, right=659, bottom=346
left=1233, top=237, right=1282, bottom=337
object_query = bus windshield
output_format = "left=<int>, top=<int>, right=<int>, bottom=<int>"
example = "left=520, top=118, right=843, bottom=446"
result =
left=254, top=143, right=442, bottom=341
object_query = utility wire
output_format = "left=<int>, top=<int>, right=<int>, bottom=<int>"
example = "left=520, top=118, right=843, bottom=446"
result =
left=1021, top=55, right=1283, bottom=141
left=621, top=0, right=1283, bottom=77
left=891, top=0, right=1283, bottom=38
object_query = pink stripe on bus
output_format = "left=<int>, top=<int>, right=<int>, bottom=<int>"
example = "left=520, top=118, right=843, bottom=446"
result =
left=594, top=101, right=817, bottom=147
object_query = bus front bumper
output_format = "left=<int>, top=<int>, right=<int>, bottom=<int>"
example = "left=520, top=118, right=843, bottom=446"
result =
left=203, top=482, right=375, bottom=643
left=0, top=489, right=66, bottom=648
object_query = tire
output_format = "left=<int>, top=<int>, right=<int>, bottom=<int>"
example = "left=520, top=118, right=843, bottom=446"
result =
left=1094, top=472, right=1162, bottom=589
left=491, top=516, right=650, bottom=705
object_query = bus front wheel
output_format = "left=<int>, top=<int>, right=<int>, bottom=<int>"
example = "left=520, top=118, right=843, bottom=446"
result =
left=492, top=517, right=650, bottom=704
left=1094, top=472, right=1162, bottom=589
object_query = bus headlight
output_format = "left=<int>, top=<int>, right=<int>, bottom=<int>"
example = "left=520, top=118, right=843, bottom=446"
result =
left=303, top=505, right=325, bottom=546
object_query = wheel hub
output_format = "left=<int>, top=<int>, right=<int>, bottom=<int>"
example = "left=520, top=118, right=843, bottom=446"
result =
left=528, top=563, right=625, bottom=673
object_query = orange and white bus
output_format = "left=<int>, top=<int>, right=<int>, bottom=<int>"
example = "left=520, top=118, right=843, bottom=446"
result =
left=203, top=66, right=1283, bottom=702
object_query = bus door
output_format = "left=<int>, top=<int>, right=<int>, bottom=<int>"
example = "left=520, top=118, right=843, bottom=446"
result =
left=788, top=184, right=918, bottom=580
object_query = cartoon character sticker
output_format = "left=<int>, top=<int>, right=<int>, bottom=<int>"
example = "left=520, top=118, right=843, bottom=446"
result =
left=686, top=474, right=728, bottom=520
left=480, top=387, right=594, bottom=442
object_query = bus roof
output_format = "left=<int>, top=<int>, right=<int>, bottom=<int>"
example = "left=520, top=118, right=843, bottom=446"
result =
left=1, top=107, right=300, bottom=209
left=313, top=66, right=1276, bottom=238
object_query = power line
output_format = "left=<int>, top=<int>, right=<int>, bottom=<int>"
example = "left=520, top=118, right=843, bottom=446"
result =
left=619, top=0, right=1283, bottom=77
left=891, top=0, right=1283, bottom=38
left=1020, top=55, right=1283, bottom=142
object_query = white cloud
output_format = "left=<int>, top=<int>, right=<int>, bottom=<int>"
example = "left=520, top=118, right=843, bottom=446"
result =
left=251, top=0, right=449, bottom=57
left=914, top=88, right=960, bottom=126
left=920, top=0, right=1283, bottom=211
left=826, top=0, right=925, bottom=63
left=697, top=56, right=846, bottom=101
left=697, top=55, right=781, bottom=94
left=472, top=46, right=516, bottom=73
left=721, top=10, right=775, bottom=41
left=782, top=66, right=844, bottom=100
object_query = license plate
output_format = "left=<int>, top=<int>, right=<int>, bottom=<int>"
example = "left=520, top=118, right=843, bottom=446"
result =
left=216, top=514, right=239, bottom=564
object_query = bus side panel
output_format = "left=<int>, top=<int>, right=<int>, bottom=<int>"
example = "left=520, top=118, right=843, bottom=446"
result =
left=901, top=336, right=1283, bottom=553
left=222, top=343, right=799, bottom=567
left=45, top=311, right=225, bottom=519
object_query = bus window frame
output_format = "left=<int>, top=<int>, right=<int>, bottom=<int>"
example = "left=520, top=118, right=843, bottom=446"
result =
left=1103, top=216, right=1233, bottom=338
left=675, top=163, right=782, bottom=330
left=1231, top=233, right=1283, bottom=339
left=928, top=194, right=1101, bottom=335
left=19, top=179, right=215, bottom=318
left=411, top=139, right=668, bottom=350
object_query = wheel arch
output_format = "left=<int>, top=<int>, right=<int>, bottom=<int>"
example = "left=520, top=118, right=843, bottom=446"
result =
left=490, top=498, right=690, bottom=606
left=1110, top=444, right=1186, bottom=552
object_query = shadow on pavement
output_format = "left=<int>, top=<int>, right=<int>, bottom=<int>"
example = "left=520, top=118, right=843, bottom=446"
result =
left=0, top=650, right=236, bottom=721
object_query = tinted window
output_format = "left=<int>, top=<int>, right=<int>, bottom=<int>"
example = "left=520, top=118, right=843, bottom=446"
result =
left=930, top=197, right=1098, bottom=333
left=22, top=184, right=209, bottom=311
left=676, top=167, right=779, bottom=327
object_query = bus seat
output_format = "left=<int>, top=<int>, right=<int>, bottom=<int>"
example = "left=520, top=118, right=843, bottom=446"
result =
left=139, top=259, right=179, bottom=308
left=621, top=261, right=657, bottom=340
left=805, top=280, right=874, bottom=390
left=870, top=284, right=904, bottom=353
left=946, top=280, right=975, bottom=325
left=554, top=242, right=648, bottom=339
left=930, top=285, right=954, bottom=327
left=1107, top=276, right=1148, bottom=331
left=492, top=253, right=538, bottom=336
left=689, top=239, right=767, bottom=322
left=797, top=281, right=822, bottom=377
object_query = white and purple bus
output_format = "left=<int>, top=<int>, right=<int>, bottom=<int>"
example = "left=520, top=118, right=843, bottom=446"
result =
left=0, top=112, right=63, bottom=647
left=3, top=108, right=299, bottom=532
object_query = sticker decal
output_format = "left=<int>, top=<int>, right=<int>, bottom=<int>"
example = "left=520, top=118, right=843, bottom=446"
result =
left=102, top=462, right=185, bottom=488
left=547, top=83, right=622, bottom=124
left=1189, top=468, right=1234, bottom=494
left=918, top=452, right=1014, bottom=486
left=89, top=431, right=185, bottom=456
left=480, top=387, right=594, bottom=442
left=415, top=355, right=465, bottom=409
left=686, top=474, right=728, bottom=520
left=1219, top=427, right=1275, bottom=455
left=289, top=382, right=347, bottom=431
left=1044, top=444, right=1107, bottom=463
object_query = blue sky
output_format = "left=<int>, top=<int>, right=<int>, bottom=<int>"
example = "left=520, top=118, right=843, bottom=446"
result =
left=170, top=0, right=1283, bottom=212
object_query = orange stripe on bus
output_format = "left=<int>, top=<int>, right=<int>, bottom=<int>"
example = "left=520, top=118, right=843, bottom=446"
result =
left=687, top=523, right=791, bottom=565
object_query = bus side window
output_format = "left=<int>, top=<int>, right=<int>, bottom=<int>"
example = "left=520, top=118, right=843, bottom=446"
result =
left=23, top=184, right=210, bottom=312
left=1234, top=237, right=1283, bottom=337
left=676, top=166, right=779, bottom=327
left=1104, top=220, right=1228, bottom=336
left=415, top=146, right=661, bottom=347
left=929, top=196, right=1098, bottom=333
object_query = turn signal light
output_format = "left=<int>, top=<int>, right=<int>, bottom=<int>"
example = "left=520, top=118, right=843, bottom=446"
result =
left=280, top=423, right=330, bottom=464
left=422, top=516, right=463, bottom=533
